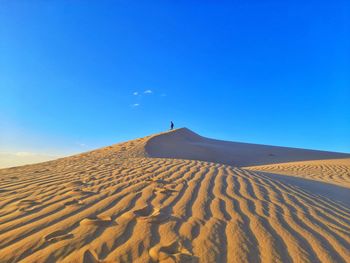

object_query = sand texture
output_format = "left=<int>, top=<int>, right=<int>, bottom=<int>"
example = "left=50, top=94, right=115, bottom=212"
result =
left=145, top=128, right=350, bottom=167
left=0, top=128, right=349, bottom=263
left=246, top=158, right=350, bottom=188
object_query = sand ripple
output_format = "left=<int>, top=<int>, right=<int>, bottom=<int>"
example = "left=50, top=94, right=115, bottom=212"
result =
left=0, top=131, right=349, bottom=262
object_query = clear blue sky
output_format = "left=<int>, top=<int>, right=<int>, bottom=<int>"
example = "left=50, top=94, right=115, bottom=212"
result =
left=1, top=0, right=349, bottom=160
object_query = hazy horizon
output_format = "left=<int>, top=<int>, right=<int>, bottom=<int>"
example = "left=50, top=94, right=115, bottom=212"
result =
left=1, top=126, right=350, bottom=169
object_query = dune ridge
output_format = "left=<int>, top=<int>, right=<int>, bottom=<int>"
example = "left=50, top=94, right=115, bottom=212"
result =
left=145, top=128, right=350, bottom=167
left=246, top=158, right=350, bottom=188
left=0, top=128, right=349, bottom=262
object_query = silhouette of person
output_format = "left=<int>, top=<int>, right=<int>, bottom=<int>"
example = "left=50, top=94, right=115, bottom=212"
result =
left=170, top=121, right=174, bottom=130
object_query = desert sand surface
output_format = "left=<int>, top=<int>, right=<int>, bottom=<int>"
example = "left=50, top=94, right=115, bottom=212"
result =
left=246, top=158, right=350, bottom=188
left=0, top=128, right=349, bottom=263
left=146, top=128, right=350, bottom=167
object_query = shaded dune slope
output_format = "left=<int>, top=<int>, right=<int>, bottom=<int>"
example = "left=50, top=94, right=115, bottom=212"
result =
left=0, top=129, right=349, bottom=263
left=145, top=128, right=350, bottom=167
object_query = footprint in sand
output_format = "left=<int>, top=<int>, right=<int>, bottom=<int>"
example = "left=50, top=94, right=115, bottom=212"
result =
left=17, top=199, right=41, bottom=212
left=34, top=169, right=49, bottom=173
left=9, top=176, right=19, bottom=180
left=69, top=188, right=96, bottom=196
left=80, top=216, right=114, bottom=227
left=147, top=178, right=178, bottom=189
left=82, top=249, right=100, bottom=263
left=133, top=206, right=170, bottom=223
left=66, top=180, right=86, bottom=187
left=147, top=179, right=169, bottom=185
left=153, top=187, right=178, bottom=196
left=85, top=176, right=97, bottom=182
left=64, top=199, right=84, bottom=206
left=44, top=229, right=73, bottom=242
left=149, top=240, right=196, bottom=262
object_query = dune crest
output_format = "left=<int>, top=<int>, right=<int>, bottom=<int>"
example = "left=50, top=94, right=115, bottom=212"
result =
left=145, top=128, right=350, bottom=166
left=0, top=129, right=349, bottom=262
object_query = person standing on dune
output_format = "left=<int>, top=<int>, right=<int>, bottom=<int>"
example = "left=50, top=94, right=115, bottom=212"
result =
left=170, top=121, right=174, bottom=130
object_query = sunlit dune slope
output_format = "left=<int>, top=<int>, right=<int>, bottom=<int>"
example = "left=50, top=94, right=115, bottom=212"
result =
left=145, top=128, right=350, bottom=167
left=246, top=158, right=350, bottom=188
left=0, top=128, right=349, bottom=263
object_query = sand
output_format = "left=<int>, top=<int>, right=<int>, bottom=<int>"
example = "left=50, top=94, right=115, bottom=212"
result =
left=246, top=158, right=350, bottom=188
left=0, top=128, right=349, bottom=262
left=146, top=128, right=350, bottom=167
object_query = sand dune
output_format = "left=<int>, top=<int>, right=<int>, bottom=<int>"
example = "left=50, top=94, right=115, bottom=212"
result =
left=145, top=128, right=350, bottom=167
left=0, top=128, right=349, bottom=262
left=246, top=158, right=350, bottom=188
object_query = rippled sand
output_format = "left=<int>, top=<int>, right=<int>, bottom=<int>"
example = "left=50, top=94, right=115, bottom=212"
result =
left=0, top=129, right=349, bottom=262
left=246, top=158, right=350, bottom=188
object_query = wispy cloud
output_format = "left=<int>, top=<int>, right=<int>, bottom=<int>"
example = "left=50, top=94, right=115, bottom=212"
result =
left=130, top=89, right=155, bottom=109
left=76, top=143, right=87, bottom=148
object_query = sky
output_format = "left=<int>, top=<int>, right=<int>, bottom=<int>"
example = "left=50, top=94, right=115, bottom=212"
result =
left=1, top=1, right=350, bottom=167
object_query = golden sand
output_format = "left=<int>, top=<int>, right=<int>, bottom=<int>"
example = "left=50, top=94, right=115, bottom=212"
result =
left=246, top=158, right=350, bottom=188
left=0, top=129, right=349, bottom=262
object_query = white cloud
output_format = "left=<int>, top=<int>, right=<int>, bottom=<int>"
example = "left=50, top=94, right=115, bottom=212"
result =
left=133, top=92, right=139, bottom=96
left=132, top=103, right=140, bottom=107
left=144, top=90, right=152, bottom=94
